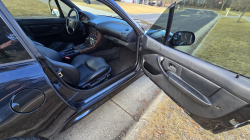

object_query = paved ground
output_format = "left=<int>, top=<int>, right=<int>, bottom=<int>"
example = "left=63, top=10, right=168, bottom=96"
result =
left=129, top=13, right=162, bottom=24
left=130, top=9, right=217, bottom=33
left=52, top=75, right=160, bottom=140
left=124, top=91, right=167, bottom=140
left=171, top=9, right=217, bottom=33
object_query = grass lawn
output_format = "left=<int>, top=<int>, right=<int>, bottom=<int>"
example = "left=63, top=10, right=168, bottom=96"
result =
left=194, top=18, right=250, bottom=78
left=215, top=10, right=236, bottom=16
left=232, top=11, right=250, bottom=16
left=136, top=94, right=250, bottom=139
left=2, top=0, right=57, bottom=17
left=72, top=0, right=165, bottom=14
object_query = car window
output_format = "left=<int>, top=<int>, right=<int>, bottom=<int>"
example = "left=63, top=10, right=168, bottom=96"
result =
left=0, top=16, right=32, bottom=64
left=58, top=0, right=76, bottom=17
left=2, top=0, right=60, bottom=19
left=145, top=8, right=170, bottom=44
left=139, top=0, right=250, bottom=79
left=150, top=1, right=250, bottom=78
left=70, top=0, right=121, bottom=19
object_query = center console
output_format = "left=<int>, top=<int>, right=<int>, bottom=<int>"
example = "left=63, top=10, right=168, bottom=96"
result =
left=59, top=26, right=102, bottom=61
left=74, top=26, right=101, bottom=53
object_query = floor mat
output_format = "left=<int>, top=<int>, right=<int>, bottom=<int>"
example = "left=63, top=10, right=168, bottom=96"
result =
left=91, top=47, right=120, bottom=62
left=107, top=47, right=137, bottom=77
left=91, top=46, right=137, bottom=77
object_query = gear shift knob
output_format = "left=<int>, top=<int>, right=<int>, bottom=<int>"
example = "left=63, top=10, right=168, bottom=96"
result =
left=85, top=37, right=90, bottom=44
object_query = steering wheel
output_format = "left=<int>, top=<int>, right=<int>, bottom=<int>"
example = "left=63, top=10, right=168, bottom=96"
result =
left=66, top=8, right=80, bottom=34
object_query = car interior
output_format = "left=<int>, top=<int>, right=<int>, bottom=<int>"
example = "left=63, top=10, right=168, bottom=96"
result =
left=16, top=0, right=138, bottom=90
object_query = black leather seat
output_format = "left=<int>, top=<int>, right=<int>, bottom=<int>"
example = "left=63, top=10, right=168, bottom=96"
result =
left=33, top=41, right=111, bottom=88
left=49, top=41, right=75, bottom=52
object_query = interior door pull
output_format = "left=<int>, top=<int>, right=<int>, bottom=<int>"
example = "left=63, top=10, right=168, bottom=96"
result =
left=157, top=55, right=211, bottom=107
left=157, top=55, right=169, bottom=78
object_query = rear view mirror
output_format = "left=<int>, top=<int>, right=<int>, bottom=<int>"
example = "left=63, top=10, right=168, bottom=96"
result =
left=51, top=9, right=60, bottom=17
left=170, top=31, right=195, bottom=46
left=83, top=0, right=91, bottom=4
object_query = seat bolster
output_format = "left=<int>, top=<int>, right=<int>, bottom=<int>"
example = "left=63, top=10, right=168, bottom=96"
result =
left=48, top=58, right=80, bottom=85
left=71, top=55, right=92, bottom=68
left=78, top=66, right=111, bottom=87
left=34, top=41, right=62, bottom=62
left=71, top=54, right=111, bottom=88
left=86, top=57, right=109, bottom=71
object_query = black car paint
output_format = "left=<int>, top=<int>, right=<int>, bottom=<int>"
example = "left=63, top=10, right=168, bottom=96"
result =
left=0, top=61, right=71, bottom=138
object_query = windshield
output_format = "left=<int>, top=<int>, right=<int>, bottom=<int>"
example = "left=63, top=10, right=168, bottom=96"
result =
left=70, top=0, right=121, bottom=19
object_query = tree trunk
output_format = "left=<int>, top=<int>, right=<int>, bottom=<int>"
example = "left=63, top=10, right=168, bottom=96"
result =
left=155, top=0, right=158, bottom=7
left=204, top=0, right=207, bottom=9
left=238, top=10, right=246, bottom=22
left=238, top=4, right=250, bottom=22
left=220, top=0, right=228, bottom=11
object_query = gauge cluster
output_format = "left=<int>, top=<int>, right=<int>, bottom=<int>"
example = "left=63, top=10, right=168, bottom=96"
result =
left=80, top=13, right=89, bottom=23
left=78, top=10, right=137, bottom=51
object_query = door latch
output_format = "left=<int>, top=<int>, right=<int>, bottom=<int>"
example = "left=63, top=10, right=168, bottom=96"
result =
left=56, top=68, right=63, bottom=77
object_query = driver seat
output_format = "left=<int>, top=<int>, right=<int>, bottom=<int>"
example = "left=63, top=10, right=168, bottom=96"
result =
left=25, top=33, right=74, bottom=52
left=33, top=41, right=111, bottom=88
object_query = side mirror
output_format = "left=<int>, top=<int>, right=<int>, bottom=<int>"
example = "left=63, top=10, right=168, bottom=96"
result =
left=170, top=31, right=195, bottom=46
left=83, top=0, right=91, bottom=4
left=51, top=9, right=60, bottom=17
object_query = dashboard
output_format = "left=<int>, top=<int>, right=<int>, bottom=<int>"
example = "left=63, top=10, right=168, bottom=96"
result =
left=80, top=13, right=89, bottom=24
left=79, top=10, right=137, bottom=51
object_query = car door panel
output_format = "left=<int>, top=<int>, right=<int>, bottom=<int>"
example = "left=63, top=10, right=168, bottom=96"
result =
left=17, top=18, right=85, bottom=47
left=141, top=34, right=250, bottom=133
left=17, top=18, right=65, bottom=37
left=180, top=67, right=221, bottom=97
left=29, top=25, right=51, bottom=34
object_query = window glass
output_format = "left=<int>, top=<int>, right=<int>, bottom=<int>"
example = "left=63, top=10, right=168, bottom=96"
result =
left=0, top=17, right=32, bottom=64
left=2, top=0, right=59, bottom=19
left=70, top=0, right=121, bottom=19
left=169, top=1, right=250, bottom=78
left=145, top=8, right=170, bottom=44
left=58, top=0, right=76, bottom=17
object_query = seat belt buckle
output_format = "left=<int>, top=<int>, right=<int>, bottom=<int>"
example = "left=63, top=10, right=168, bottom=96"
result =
left=56, top=68, right=63, bottom=77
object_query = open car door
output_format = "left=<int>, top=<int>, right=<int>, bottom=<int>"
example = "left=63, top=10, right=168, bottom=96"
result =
left=141, top=1, right=250, bottom=134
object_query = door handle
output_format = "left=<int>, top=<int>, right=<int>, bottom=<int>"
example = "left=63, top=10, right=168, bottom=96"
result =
left=53, top=27, right=59, bottom=30
left=157, top=55, right=169, bottom=78
left=157, top=55, right=211, bottom=106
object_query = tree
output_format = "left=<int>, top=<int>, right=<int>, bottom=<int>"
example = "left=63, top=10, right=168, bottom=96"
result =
left=204, top=0, right=208, bottom=8
left=238, top=1, right=250, bottom=22
left=162, top=0, right=170, bottom=6
left=155, top=0, right=158, bottom=7
left=220, top=0, right=229, bottom=11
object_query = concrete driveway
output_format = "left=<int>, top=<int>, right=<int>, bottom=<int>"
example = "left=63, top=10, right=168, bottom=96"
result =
left=52, top=75, right=160, bottom=140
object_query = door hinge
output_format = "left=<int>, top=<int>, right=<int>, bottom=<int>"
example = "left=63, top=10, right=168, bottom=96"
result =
left=139, top=35, right=143, bottom=51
